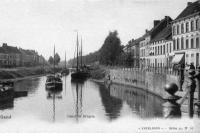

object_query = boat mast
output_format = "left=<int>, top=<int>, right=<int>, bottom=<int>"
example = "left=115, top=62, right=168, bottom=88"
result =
left=65, top=51, right=66, bottom=69
left=81, top=37, right=83, bottom=68
left=54, top=45, right=55, bottom=76
left=76, top=32, right=79, bottom=71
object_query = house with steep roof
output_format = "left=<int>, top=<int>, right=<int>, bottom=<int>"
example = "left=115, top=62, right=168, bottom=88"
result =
left=139, top=16, right=173, bottom=68
left=0, top=43, right=44, bottom=68
left=146, top=24, right=174, bottom=68
left=19, top=49, right=39, bottom=66
left=124, top=37, right=144, bottom=67
left=0, top=43, right=21, bottom=67
left=171, top=0, right=200, bottom=67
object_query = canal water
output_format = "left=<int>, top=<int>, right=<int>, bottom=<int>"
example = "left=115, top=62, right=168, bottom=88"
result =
left=0, top=75, right=164, bottom=123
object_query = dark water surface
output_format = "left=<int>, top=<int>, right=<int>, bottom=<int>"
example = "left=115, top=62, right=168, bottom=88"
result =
left=0, top=75, right=164, bottom=123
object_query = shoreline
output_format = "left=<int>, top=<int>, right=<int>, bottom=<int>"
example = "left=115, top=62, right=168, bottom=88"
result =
left=1, top=74, right=46, bottom=82
left=89, top=78, right=105, bottom=84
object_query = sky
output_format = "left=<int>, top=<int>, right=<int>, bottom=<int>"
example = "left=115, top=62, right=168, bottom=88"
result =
left=0, top=0, right=197, bottom=61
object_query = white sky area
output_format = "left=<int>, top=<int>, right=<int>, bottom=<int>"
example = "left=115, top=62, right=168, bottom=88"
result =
left=0, top=0, right=197, bottom=60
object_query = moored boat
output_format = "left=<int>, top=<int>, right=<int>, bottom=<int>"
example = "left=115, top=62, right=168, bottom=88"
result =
left=45, top=75, right=62, bottom=91
left=45, top=46, right=63, bottom=91
left=71, top=32, right=90, bottom=80
left=0, top=81, right=14, bottom=102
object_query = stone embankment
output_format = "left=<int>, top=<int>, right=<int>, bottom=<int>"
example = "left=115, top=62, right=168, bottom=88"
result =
left=109, top=68, right=179, bottom=98
left=108, top=67, right=199, bottom=116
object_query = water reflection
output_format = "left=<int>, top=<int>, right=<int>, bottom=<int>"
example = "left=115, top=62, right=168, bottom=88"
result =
left=110, top=84, right=164, bottom=118
left=0, top=88, right=28, bottom=110
left=14, top=78, right=40, bottom=93
left=46, top=89, right=62, bottom=122
left=99, top=85, right=122, bottom=120
left=71, top=80, right=84, bottom=122
left=0, top=76, right=164, bottom=123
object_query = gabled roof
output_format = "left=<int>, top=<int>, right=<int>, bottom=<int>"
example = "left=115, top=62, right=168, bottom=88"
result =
left=148, top=16, right=172, bottom=39
left=175, top=1, right=200, bottom=20
left=0, top=44, right=21, bottom=54
left=150, top=25, right=172, bottom=43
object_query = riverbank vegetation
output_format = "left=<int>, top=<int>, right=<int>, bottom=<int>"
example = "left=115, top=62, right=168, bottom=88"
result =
left=89, top=65, right=108, bottom=80
left=67, top=30, right=126, bottom=67
left=0, top=66, right=62, bottom=80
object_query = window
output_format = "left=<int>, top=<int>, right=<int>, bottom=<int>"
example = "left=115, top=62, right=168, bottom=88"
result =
left=177, top=38, right=179, bottom=50
left=196, top=19, right=199, bottom=30
left=173, top=39, right=176, bottom=50
left=181, top=23, right=184, bottom=33
left=158, top=46, right=159, bottom=55
left=173, top=26, right=176, bottom=35
left=155, top=47, right=157, bottom=55
left=181, top=37, right=184, bottom=49
left=177, top=25, right=180, bottom=34
left=170, top=43, right=172, bottom=52
left=186, top=22, right=189, bottom=32
left=160, top=46, right=162, bottom=54
left=196, top=37, right=200, bottom=48
left=166, top=44, right=168, bottom=53
left=191, top=38, right=194, bottom=48
left=186, top=39, right=189, bottom=49
left=191, top=21, right=194, bottom=31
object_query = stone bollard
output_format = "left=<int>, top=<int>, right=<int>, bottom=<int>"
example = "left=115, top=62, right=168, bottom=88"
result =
left=188, top=64, right=196, bottom=117
left=163, top=83, right=182, bottom=118
left=195, top=66, right=200, bottom=117
left=188, top=64, right=196, bottom=118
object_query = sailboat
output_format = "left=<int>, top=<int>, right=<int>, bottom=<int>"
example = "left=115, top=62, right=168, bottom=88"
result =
left=46, top=46, right=63, bottom=90
left=61, top=52, right=69, bottom=76
left=71, top=33, right=90, bottom=80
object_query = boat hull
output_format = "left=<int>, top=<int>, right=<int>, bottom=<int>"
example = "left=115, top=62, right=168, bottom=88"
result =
left=71, top=71, right=90, bottom=80
left=45, top=82, right=63, bottom=91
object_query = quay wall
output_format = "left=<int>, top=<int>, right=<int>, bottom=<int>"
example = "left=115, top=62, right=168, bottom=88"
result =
left=109, top=68, right=179, bottom=97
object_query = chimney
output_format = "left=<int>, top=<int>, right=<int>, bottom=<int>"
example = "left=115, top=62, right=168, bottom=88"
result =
left=187, top=2, right=192, bottom=6
left=154, top=20, right=160, bottom=27
left=2, top=43, right=7, bottom=47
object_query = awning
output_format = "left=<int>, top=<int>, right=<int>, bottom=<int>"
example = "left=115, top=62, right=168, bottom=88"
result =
left=171, top=54, right=184, bottom=64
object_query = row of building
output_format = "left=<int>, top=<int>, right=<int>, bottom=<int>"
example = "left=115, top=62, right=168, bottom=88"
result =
left=123, top=1, right=200, bottom=68
left=0, top=43, right=45, bottom=67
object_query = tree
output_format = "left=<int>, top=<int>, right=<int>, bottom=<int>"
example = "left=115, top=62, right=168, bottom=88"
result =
left=99, top=30, right=122, bottom=65
left=48, top=56, right=54, bottom=65
left=54, top=53, right=61, bottom=65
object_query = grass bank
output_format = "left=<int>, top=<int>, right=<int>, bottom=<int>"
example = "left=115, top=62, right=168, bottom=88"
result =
left=89, top=65, right=109, bottom=83
left=0, top=66, right=62, bottom=81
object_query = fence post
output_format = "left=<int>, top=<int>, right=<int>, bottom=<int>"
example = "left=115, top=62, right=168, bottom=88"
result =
left=195, top=66, right=200, bottom=117
left=188, top=65, right=196, bottom=118
left=163, top=83, right=181, bottom=118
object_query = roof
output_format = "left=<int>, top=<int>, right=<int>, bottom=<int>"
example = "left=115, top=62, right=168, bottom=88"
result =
left=148, top=16, right=172, bottom=39
left=20, top=49, right=37, bottom=55
left=150, top=25, right=172, bottom=43
left=0, top=44, right=21, bottom=54
left=175, top=1, right=200, bottom=20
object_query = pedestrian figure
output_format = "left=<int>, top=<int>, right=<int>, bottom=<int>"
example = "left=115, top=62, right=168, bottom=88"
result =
left=179, top=63, right=185, bottom=91
left=190, top=62, right=195, bottom=70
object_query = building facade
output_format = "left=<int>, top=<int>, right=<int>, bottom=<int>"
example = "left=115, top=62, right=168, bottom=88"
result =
left=139, top=16, right=173, bottom=68
left=171, top=1, right=200, bottom=67
left=0, top=43, right=45, bottom=68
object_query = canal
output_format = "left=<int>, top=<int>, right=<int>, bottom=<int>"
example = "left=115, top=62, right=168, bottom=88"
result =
left=0, top=75, right=164, bottom=123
